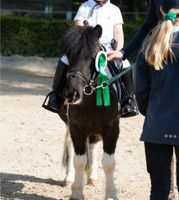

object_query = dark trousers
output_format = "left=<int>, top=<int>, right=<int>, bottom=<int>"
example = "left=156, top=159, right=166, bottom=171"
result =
left=144, top=142, right=179, bottom=200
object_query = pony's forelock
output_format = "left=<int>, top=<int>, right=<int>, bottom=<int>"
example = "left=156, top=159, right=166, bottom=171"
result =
left=60, top=26, right=100, bottom=66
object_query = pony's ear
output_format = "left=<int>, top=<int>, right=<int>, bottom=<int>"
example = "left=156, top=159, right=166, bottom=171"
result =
left=64, top=20, right=75, bottom=31
left=94, top=25, right=102, bottom=39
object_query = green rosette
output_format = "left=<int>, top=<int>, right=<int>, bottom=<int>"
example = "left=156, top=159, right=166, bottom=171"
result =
left=96, top=51, right=110, bottom=106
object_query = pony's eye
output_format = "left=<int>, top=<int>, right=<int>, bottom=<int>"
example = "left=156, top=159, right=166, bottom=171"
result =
left=68, top=74, right=76, bottom=79
left=71, top=75, right=76, bottom=78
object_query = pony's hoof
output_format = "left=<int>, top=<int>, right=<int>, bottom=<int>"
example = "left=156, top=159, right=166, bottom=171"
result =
left=70, top=189, right=84, bottom=200
left=87, top=178, right=97, bottom=186
left=105, top=194, right=118, bottom=200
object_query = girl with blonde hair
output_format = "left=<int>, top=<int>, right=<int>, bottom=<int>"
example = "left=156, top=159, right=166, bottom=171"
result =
left=142, top=5, right=179, bottom=70
left=134, top=0, right=179, bottom=199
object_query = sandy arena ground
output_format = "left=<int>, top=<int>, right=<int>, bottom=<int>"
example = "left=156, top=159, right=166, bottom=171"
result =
left=0, top=56, right=178, bottom=200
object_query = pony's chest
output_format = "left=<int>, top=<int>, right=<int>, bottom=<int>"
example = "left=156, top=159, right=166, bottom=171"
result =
left=68, top=102, right=119, bottom=127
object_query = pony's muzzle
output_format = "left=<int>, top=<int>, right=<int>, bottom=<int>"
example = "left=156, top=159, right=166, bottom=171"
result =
left=65, top=71, right=87, bottom=104
left=65, top=89, right=81, bottom=104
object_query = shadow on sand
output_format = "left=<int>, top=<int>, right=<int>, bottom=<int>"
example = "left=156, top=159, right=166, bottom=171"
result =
left=1, top=67, right=53, bottom=96
left=0, top=172, right=65, bottom=200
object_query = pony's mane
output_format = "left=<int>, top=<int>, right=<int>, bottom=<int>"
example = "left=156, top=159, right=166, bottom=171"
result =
left=60, top=25, right=99, bottom=66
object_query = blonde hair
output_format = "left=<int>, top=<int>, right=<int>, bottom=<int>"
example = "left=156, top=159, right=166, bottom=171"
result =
left=142, top=8, right=179, bottom=70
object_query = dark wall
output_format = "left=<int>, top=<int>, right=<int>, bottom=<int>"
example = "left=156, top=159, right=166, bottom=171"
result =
left=2, top=0, right=148, bottom=12
left=1, top=0, right=68, bottom=11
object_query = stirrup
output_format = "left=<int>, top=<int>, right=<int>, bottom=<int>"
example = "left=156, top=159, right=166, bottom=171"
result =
left=121, top=96, right=139, bottom=118
left=42, top=91, right=59, bottom=113
left=121, top=106, right=139, bottom=118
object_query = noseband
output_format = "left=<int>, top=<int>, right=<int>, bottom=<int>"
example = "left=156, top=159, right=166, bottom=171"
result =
left=66, top=67, right=97, bottom=96
left=67, top=69, right=89, bottom=85
left=66, top=66, right=109, bottom=96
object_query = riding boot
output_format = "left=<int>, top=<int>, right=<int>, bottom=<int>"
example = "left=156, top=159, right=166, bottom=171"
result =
left=121, top=69, right=139, bottom=117
left=42, top=60, right=68, bottom=113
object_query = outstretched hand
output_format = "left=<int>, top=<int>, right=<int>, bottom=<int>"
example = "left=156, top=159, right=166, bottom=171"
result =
left=107, top=50, right=124, bottom=61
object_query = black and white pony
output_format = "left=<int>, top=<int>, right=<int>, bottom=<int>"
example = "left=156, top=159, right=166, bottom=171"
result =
left=59, top=24, right=120, bottom=200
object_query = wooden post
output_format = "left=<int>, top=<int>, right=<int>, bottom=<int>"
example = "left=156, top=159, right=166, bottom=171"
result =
left=66, top=0, right=72, bottom=20
left=45, top=0, right=53, bottom=14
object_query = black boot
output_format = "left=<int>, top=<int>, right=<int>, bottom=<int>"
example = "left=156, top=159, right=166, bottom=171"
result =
left=121, top=70, right=139, bottom=117
left=42, top=60, right=68, bottom=113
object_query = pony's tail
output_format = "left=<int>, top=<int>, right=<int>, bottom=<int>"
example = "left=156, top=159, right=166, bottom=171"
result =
left=85, top=138, right=91, bottom=171
left=62, top=127, right=70, bottom=167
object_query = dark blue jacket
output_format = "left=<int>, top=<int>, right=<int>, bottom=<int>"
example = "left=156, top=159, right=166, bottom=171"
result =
left=134, top=30, right=179, bottom=145
left=123, top=0, right=162, bottom=59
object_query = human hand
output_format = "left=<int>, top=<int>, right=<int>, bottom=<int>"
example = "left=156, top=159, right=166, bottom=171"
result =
left=107, top=50, right=124, bottom=61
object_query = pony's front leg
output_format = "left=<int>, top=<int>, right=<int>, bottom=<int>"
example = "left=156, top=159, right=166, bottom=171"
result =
left=102, top=153, right=117, bottom=200
left=70, top=154, right=87, bottom=200
left=102, top=124, right=119, bottom=200
left=70, top=128, right=87, bottom=200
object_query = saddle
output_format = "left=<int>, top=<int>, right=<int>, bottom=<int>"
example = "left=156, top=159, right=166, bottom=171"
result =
left=106, top=61, right=123, bottom=102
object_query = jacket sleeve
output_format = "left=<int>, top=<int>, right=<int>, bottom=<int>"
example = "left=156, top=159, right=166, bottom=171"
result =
left=134, top=53, right=151, bottom=116
left=122, top=0, right=159, bottom=59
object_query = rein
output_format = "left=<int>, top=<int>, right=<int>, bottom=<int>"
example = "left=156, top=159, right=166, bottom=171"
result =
left=90, top=63, right=136, bottom=90
left=67, top=63, right=135, bottom=95
left=108, top=63, right=136, bottom=85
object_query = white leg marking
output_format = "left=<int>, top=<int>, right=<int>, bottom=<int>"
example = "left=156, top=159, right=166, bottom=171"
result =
left=102, top=153, right=117, bottom=200
left=87, top=143, right=99, bottom=183
left=64, top=127, right=75, bottom=183
left=71, top=154, right=87, bottom=199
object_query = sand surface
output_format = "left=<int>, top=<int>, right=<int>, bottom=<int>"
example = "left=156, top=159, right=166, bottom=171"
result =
left=0, top=56, right=178, bottom=200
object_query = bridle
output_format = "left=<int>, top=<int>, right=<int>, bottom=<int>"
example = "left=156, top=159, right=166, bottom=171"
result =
left=67, top=67, right=109, bottom=96
left=67, top=69, right=89, bottom=86
left=66, top=44, right=108, bottom=96
left=66, top=63, right=99, bottom=96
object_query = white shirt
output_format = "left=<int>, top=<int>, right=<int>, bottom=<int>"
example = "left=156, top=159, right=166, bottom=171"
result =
left=74, top=0, right=123, bottom=50
left=173, top=26, right=179, bottom=33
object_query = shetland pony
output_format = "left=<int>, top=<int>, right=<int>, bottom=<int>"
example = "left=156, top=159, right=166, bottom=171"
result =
left=59, top=24, right=120, bottom=200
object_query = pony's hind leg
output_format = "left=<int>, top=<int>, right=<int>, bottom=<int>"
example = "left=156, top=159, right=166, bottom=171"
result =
left=63, top=126, right=75, bottom=186
left=87, top=140, right=99, bottom=186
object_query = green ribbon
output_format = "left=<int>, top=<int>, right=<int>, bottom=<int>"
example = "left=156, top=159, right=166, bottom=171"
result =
left=165, top=12, right=177, bottom=22
left=96, top=52, right=110, bottom=106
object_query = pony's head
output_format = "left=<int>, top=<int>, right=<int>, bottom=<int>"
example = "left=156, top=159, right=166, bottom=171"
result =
left=61, top=25, right=103, bottom=104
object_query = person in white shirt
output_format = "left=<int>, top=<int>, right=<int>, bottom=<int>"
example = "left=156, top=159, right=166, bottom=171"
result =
left=74, top=0, right=124, bottom=51
left=43, top=0, right=138, bottom=117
